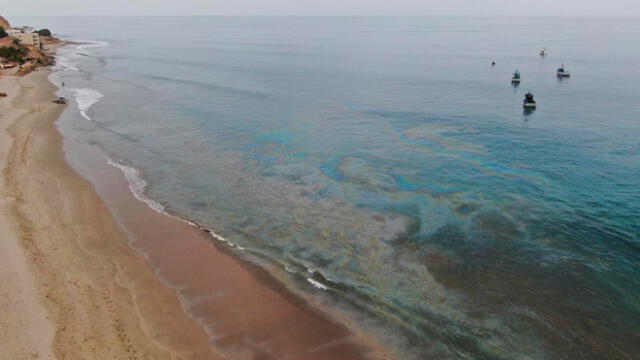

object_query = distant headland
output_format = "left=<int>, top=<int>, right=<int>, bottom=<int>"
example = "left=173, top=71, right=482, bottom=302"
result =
left=0, top=15, right=60, bottom=75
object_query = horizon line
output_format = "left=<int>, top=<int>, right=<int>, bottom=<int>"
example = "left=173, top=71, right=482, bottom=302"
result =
left=7, top=14, right=640, bottom=18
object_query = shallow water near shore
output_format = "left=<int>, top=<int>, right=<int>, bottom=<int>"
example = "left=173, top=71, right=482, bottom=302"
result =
left=19, top=16, right=640, bottom=359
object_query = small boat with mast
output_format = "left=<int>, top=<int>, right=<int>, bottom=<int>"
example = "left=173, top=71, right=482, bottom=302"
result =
left=557, top=64, right=571, bottom=77
left=523, top=91, right=537, bottom=109
left=511, top=69, right=521, bottom=83
left=540, top=48, right=549, bottom=56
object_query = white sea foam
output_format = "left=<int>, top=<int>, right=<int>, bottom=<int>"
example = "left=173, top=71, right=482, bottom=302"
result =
left=56, top=57, right=79, bottom=72
left=76, top=40, right=109, bottom=51
left=55, top=40, right=107, bottom=72
left=105, top=156, right=244, bottom=254
left=105, top=157, right=168, bottom=215
left=209, top=231, right=228, bottom=243
left=307, top=278, right=329, bottom=290
left=70, top=88, right=103, bottom=121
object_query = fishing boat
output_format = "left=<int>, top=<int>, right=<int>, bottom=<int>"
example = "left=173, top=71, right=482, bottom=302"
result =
left=557, top=64, right=570, bottom=77
left=540, top=48, right=549, bottom=56
left=511, top=69, right=521, bottom=83
left=523, top=92, right=536, bottom=109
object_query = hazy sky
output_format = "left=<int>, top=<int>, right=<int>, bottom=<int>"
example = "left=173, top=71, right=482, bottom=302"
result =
left=3, top=0, right=639, bottom=17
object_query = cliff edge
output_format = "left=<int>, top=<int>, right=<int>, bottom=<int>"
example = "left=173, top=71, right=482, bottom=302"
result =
left=0, top=16, right=11, bottom=30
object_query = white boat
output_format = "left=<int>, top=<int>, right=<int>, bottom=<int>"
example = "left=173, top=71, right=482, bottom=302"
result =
left=523, top=92, right=536, bottom=108
left=540, top=48, right=549, bottom=56
left=557, top=64, right=570, bottom=77
left=511, top=69, right=521, bottom=83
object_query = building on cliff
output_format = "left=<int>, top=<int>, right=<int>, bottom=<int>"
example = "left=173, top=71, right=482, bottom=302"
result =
left=11, top=32, right=40, bottom=47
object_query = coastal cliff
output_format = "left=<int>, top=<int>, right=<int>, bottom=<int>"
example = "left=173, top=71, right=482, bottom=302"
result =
left=0, top=15, right=58, bottom=76
left=0, top=15, right=11, bottom=29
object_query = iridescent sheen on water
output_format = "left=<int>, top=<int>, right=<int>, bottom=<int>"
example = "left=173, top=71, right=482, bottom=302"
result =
left=23, top=15, right=640, bottom=359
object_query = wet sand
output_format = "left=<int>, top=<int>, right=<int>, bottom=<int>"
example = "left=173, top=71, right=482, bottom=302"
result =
left=1, top=68, right=220, bottom=359
left=0, top=60, right=385, bottom=358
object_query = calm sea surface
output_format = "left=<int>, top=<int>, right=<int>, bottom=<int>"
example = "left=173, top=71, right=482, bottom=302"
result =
left=19, top=16, right=640, bottom=359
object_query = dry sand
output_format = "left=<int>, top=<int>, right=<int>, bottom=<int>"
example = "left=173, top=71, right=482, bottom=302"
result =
left=0, top=70, right=55, bottom=360
left=0, top=61, right=386, bottom=358
left=0, top=69, right=220, bottom=359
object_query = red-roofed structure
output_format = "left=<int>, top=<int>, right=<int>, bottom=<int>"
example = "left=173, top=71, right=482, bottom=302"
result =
left=0, top=61, right=17, bottom=69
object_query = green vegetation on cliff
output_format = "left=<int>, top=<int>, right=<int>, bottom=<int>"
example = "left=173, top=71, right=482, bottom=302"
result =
left=36, top=29, right=52, bottom=37
left=0, top=46, right=27, bottom=63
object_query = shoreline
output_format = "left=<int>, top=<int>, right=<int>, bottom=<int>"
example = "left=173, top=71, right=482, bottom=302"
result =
left=1, top=48, right=387, bottom=359
left=1, top=67, right=219, bottom=358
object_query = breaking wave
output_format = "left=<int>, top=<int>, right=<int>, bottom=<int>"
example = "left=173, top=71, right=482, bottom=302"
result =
left=76, top=40, right=109, bottom=51
left=69, top=88, right=103, bottom=121
left=105, top=157, right=167, bottom=215
left=307, top=278, right=329, bottom=290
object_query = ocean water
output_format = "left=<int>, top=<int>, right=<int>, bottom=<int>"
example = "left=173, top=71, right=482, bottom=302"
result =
left=19, top=16, right=640, bottom=359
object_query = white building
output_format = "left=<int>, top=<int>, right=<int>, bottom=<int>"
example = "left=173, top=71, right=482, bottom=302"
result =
left=11, top=32, right=40, bottom=47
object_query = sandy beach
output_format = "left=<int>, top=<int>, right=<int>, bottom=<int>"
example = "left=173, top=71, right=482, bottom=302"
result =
left=0, top=67, right=221, bottom=359
left=0, top=54, right=383, bottom=359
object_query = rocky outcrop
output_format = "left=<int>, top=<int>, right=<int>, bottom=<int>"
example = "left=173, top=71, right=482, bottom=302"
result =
left=0, top=16, right=11, bottom=30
